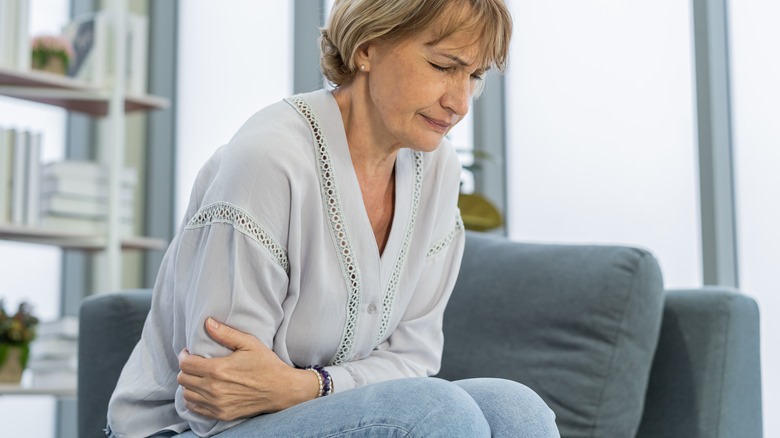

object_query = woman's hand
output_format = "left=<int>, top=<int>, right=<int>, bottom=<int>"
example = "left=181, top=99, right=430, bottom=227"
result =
left=177, top=318, right=319, bottom=421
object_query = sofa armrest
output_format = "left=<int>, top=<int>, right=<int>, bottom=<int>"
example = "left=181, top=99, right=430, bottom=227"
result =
left=637, top=287, right=763, bottom=438
left=78, top=289, right=153, bottom=438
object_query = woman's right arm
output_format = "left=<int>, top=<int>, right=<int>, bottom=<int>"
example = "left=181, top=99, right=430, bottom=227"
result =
left=170, top=206, right=292, bottom=436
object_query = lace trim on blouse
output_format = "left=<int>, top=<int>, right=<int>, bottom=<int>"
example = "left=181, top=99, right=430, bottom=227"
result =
left=185, top=201, right=290, bottom=274
left=375, top=151, right=424, bottom=344
left=289, top=95, right=363, bottom=366
left=426, top=210, right=464, bottom=259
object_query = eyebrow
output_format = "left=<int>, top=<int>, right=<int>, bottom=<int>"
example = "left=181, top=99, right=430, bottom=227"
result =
left=443, top=54, right=470, bottom=67
left=439, top=53, right=491, bottom=74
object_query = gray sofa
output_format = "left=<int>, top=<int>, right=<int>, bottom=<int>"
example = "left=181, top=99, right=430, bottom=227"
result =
left=79, top=232, right=763, bottom=437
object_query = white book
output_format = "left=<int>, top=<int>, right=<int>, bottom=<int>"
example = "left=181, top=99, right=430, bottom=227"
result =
left=127, top=14, right=148, bottom=94
left=11, top=129, right=27, bottom=224
left=41, top=177, right=135, bottom=200
left=31, top=369, right=77, bottom=388
left=0, top=127, right=13, bottom=222
left=65, top=11, right=148, bottom=92
left=40, top=214, right=134, bottom=236
left=41, top=193, right=133, bottom=219
left=25, top=131, right=41, bottom=225
left=29, top=337, right=78, bottom=360
left=0, top=1, right=15, bottom=68
left=63, top=11, right=108, bottom=87
left=42, top=160, right=138, bottom=186
left=36, top=316, right=80, bottom=340
left=14, top=0, right=30, bottom=71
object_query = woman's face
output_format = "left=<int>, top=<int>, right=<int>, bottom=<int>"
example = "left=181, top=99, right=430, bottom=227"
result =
left=363, top=25, right=486, bottom=153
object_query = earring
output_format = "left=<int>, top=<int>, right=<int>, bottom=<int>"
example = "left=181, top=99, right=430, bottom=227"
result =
left=360, top=64, right=365, bottom=71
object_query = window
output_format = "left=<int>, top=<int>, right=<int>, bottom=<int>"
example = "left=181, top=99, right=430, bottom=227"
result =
left=729, top=1, right=780, bottom=434
left=176, top=1, right=294, bottom=222
left=505, top=1, right=701, bottom=288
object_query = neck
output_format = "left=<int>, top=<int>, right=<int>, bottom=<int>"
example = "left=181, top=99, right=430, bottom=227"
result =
left=332, top=83, right=399, bottom=183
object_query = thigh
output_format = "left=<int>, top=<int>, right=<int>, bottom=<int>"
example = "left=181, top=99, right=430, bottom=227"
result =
left=177, top=377, right=490, bottom=438
left=454, top=378, right=560, bottom=438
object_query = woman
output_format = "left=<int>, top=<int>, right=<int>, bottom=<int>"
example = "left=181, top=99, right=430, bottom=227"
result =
left=108, top=0, right=559, bottom=436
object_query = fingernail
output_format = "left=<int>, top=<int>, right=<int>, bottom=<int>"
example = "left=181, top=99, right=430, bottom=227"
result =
left=207, top=318, right=219, bottom=329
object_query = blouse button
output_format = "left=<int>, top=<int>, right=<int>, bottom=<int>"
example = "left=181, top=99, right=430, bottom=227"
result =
left=367, top=303, right=377, bottom=314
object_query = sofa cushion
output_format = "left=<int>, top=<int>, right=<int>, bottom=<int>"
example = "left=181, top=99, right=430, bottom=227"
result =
left=439, top=232, right=664, bottom=437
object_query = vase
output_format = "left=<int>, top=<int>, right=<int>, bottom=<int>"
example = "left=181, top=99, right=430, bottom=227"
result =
left=0, top=343, right=29, bottom=384
left=31, top=57, right=67, bottom=76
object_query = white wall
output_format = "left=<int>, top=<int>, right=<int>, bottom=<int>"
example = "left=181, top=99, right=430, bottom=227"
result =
left=729, top=2, right=780, bottom=435
left=0, top=2, right=70, bottom=436
left=505, top=1, right=701, bottom=288
left=176, top=0, right=294, bottom=224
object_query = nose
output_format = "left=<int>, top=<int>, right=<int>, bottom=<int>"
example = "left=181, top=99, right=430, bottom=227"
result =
left=442, top=75, right=471, bottom=117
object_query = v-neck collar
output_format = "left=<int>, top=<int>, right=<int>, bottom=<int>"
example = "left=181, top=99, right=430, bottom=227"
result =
left=312, top=90, right=413, bottom=273
left=287, top=90, right=424, bottom=362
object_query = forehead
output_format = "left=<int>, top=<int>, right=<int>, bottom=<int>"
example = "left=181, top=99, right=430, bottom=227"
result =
left=421, top=3, right=496, bottom=69
left=424, top=32, right=484, bottom=66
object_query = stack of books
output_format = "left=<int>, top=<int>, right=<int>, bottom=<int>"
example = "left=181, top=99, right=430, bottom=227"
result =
left=40, top=160, right=137, bottom=236
left=0, top=126, right=43, bottom=226
left=28, top=316, right=79, bottom=388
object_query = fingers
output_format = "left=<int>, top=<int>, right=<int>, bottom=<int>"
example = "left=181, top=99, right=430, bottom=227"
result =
left=179, top=375, right=243, bottom=422
left=181, top=386, right=228, bottom=421
left=178, top=367, right=216, bottom=419
left=203, top=317, right=260, bottom=352
left=178, top=349, right=211, bottom=377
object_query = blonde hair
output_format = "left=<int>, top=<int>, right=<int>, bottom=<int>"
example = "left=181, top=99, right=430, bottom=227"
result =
left=320, top=0, right=512, bottom=87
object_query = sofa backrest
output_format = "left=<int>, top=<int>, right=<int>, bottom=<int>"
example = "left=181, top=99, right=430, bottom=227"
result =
left=78, top=289, right=152, bottom=437
left=438, top=232, right=665, bottom=437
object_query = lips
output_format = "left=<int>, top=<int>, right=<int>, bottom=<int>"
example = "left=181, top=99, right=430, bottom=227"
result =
left=421, top=115, right=452, bottom=134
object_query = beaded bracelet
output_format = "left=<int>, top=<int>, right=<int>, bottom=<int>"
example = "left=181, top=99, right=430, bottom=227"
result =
left=304, top=365, right=333, bottom=397
left=306, top=367, right=324, bottom=397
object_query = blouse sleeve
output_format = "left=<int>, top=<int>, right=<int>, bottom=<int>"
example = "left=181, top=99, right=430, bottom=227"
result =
left=171, top=203, right=291, bottom=436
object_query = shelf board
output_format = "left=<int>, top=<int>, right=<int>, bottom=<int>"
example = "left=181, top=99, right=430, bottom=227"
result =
left=0, top=223, right=167, bottom=250
left=0, top=383, right=76, bottom=398
left=0, top=66, right=169, bottom=116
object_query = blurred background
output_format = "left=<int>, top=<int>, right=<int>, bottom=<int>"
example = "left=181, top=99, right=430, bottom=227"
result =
left=0, top=1, right=776, bottom=436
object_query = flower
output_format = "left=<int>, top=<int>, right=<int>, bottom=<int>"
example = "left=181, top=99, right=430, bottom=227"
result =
left=0, top=300, right=39, bottom=345
left=30, top=35, right=75, bottom=73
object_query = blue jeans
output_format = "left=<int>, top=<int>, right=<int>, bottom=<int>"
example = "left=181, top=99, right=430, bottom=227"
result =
left=173, top=377, right=559, bottom=437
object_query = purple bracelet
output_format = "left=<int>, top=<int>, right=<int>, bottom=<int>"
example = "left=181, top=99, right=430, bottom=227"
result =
left=305, top=365, right=333, bottom=396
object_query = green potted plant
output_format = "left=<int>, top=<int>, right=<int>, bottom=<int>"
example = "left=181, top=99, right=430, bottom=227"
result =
left=0, top=300, right=39, bottom=384
left=30, top=35, right=74, bottom=75
left=457, top=149, right=504, bottom=232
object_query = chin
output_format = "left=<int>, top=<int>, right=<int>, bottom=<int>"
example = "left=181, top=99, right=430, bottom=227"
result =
left=406, top=133, right=446, bottom=153
left=407, top=142, right=443, bottom=153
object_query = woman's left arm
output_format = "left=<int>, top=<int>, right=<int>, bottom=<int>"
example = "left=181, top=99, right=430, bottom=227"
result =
left=177, top=318, right=319, bottom=421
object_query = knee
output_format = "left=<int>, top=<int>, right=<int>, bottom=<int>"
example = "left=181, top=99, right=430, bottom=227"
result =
left=390, top=378, right=490, bottom=436
left=488, top=379, right=553, bottom=415
left=455, top=378, right=559, bottom=436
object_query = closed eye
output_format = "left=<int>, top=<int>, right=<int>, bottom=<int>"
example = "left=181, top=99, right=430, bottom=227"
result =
left=429, top=62, right=451, bottom=72
left=431, top=60, right=484, bottom=82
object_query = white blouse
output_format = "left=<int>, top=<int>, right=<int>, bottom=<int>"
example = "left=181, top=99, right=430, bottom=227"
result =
left=107, top=89, right=465, bottom=437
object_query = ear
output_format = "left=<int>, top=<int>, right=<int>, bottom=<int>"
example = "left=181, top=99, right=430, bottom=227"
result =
left=354, top=42, right=373, bottom=72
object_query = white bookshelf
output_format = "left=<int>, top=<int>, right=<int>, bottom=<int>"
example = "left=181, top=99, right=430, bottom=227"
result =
left=0, top=223, right=166, bottom=250
left=0, top=1, right=170, bottom=291
left=0, top=383, right=76, bottom=398
left=0, top=66, right=168, bottom=116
